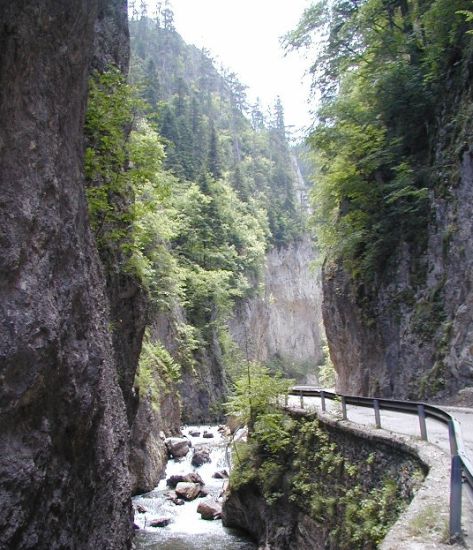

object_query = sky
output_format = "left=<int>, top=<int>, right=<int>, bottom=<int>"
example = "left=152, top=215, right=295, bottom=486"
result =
left=166, top=0, right=315, bottom=135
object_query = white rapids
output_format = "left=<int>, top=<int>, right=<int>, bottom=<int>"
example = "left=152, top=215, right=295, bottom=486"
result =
left=132, top=425, right=255, bottom=550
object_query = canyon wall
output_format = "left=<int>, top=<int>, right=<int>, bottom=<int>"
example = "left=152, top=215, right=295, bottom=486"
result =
left=129, top=311, right=182, bottom=494
left=0, top=2, right=134, bottom=547
left=229, top=235, right=324, bottom=381
left=90, top=0, right=149, bottom=424
left=324, top=52, right=473, bottom=402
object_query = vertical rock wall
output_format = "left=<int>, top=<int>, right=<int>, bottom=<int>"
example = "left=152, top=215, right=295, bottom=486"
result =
left=179, top=322, right=228, bottom=423
left=89, top=0, right=149, bottom=425
left=229, top=236, right=324, bottom=379
left=323, top=55, right=473, bottom=401
left=129, top=312, right=182, bottom=494
left=0, top=2, right=133, bottom=548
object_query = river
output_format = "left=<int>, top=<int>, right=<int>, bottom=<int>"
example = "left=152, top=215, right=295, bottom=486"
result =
left=132, top=425, right=256, bottom=549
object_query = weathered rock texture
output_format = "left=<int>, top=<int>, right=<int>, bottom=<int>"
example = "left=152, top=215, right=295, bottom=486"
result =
left=323, top=53, right=473, bottom=400
left=179, top=332, right=228, bottom=423
left=223, top=410, right=425, bottom=550
left=89, top=0, right=148, bottom=424
left=130, top=383, right=180, bottom=494
left=229, top=235, right=324, bottom=380
left=129, top=387, right=180, bottom=494
left=129, top=313, right=181, bottom=494
left=0, top=2, right=133, bottom=548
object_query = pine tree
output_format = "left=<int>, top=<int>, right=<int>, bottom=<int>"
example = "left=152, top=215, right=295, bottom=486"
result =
left=207, top=121, right=221, bottom=180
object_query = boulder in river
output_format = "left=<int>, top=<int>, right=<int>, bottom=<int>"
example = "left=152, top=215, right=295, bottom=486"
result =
left=135, top=504, right=147, bottom=514
left=212, top=469, right=228, bottom=479
left=189, top=430, right=201, bottom=437
left=165, top=437, right=190, bottom=459
left=175, top=482, right=201, bottom=501
left=191, top=446, right=211, bottom=467
left=167, top=472, right=204, bottom=488
left=197, top=498, right=222, bottom=520
left=149, top=517, right=171, bottom=527
left=166, top=491, right=185, bottom=506
left=185, top=472, right=205, bottom=485
left=203, top=431, right=214, bottom=439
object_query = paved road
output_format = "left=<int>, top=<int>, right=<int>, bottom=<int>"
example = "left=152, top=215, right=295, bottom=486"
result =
left=287, top=395, right=473, bottom=463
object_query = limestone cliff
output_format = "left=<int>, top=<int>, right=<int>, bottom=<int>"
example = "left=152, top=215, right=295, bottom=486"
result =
left=323, top=51, right=473, bottom=401
left=179, top=321, right=228, bottom=423
left=129, top=311, right=181, bottom=494
left=0, top=2, right=133, bottom=548
left=229, top=235, right=324, bottom=381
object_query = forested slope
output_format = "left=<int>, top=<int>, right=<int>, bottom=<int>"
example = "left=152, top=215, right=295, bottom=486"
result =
left=121, top=11, right=309, bottom=426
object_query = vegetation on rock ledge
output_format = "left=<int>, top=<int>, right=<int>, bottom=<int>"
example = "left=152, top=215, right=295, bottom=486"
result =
left=285, top=0, right=472, bottom=287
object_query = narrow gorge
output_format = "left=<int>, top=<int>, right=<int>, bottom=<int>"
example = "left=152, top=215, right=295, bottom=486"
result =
left=1, top=1, right=472, bottom=549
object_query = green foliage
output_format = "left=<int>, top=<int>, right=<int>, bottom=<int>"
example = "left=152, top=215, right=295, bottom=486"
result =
left=85, top=67, right=138, bottom=240
left=289, top=418, right=417, bottom=549
left=129, top=16, right=304, bottom=247
left=230, top=410, right=421, bottom=548
left=126, top=16, right=307, bottom=388
left=135, top=330, right=181, bottom=410
left=286, top=0, right=472, bottom=288
left=226, top=364, right=295, bottom=502
left=84, top=67, right=172, bottom=286
left=317, top=340, right=337, bottom=388
left=87, top=16, right=308, bottom=410
left=226, top=363, right=293, bottom=428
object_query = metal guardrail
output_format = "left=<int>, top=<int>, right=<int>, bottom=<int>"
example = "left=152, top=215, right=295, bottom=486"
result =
left=289, top=385, right=473, bottom=542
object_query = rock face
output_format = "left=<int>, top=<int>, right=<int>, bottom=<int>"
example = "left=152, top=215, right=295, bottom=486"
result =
left=323, top=57, right=473, bottom=401
left=129, top=387, right=180, bottom=494
left=0, top=2, right=134, bottom=548
left=129, top=314, right=181, bottom=495
left=179, top=230, right=324, bottom=425
left=229, top=235, right=324, bottom=381
left=224, top=487, right=322, bottom=550
left=179, top=324, right=228, bottom=423
left=90, top=0, right=148, bottom=424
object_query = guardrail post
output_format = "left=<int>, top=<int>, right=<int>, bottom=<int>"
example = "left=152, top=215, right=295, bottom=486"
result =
left=448, top=420, right=458, bottom=456
left=320, top=390, right=326, bottom=412
left=417, top=404, right=428, bottom=440
left=373, top=399, right=381, bottom=428
left=341, top=396, right=347, bottom=420
left=449, top=454, right=463, bottom=541
left=300, top=390, right=304, bottom=409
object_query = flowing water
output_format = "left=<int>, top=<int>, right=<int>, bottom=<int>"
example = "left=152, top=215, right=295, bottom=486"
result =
left=133, top=425, right=256, bottom=550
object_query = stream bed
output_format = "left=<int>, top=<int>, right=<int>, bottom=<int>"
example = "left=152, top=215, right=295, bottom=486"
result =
left=132, top=425, right=256, bottom=550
